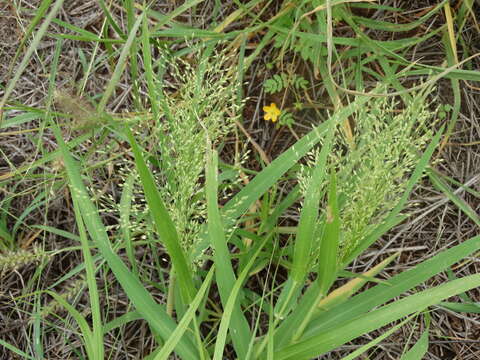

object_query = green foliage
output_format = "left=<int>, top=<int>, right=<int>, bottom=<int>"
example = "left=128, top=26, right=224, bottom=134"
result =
left=297, top=90, right=435, bottom=262
left=272, top=12, right=326, bottom=66
left=3, top=1, right=480, bottom=359
left=277, top=111, right=295, bottom=128
left=264, top=73, right=309, bottom=94
left=147, top=49, right=240, bottom=253
left=438, top=103, right=453, bottom=120
left=263, top=73, right=307, bottom=128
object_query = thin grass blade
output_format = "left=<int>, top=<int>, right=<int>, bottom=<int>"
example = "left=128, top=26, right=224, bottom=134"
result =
left=317, top=172, right=340, bottom=295
left=400, top=313, right=430, bottom=360
left=97, top=14, right=143, bottom=113
left=275, top=274, right=480, bottom=359
left=43, top=290, right=94, bottom=358
left=125, top=128, right=195, bottom=302
left=72, top=198, right=104, bottom=359
left=304, top=235, right=480, bottom=338
left=206, top=147, right=251, bottom=358
left=428, top=169, right=480, bottom=226
left=291, top=121, right=335, bottom=283
left=154, top=267, right=214, bottom=360
left=213, top=235, right=270, bottom=360
left=0, top=0, right=65, bottom=123
left=342, top=316, right=414, bottom=360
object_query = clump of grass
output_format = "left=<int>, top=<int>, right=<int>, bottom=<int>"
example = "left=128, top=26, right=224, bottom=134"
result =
left=86, top=47, right=242, bottom=258
left=3, top=1, right=480, bottom=359
left=334, top=92, right=435, bottom=259
left=136, top=48, right=241, bottom=253
left=299, top=90, right=436, bottom=263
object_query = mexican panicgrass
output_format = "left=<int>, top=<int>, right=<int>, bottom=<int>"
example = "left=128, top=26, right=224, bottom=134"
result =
left=134, top=48, right=242, bottom=254
left=298, top=89, right=436, bottom=265
left=86, top=47, right=243, bottom=266
left=335, top=92, right=436, bottom=259
left=2, top=1, right=480, bottom=359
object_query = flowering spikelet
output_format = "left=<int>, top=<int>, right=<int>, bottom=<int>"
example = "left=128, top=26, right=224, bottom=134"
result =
left=91, top=45, right=244, bottom=265
left=300, top=90, right=436, bottom=263
left=38, top=276, right=86, bottom=320
left=149, top=47, right=241, bottom=253
left=341, top=97, right=432, bottom=258
left=0, top=244, right=49, bottom=274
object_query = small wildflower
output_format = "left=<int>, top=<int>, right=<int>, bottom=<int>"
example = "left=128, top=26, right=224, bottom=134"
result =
left=263, top=103, right=281, bottom=122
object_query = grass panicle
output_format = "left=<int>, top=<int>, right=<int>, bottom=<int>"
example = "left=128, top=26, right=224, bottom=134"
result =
left=0, top=244, right=50, bottom=275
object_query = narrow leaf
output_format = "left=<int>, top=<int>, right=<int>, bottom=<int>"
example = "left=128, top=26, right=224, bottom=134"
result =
left=154, top=267, right=214, bottom=360
left=206, top=147, right=251, bottom=358
left=275, top=274, right=480, bottom=359
left=126, top=128, right=195, bottom=302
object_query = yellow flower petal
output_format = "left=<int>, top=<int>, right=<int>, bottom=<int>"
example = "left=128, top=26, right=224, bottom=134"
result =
left=263, top=102, right=281, bottom=123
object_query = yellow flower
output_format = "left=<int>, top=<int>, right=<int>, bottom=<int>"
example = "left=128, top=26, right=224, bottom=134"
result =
left=263, top=103, right=281, bottom=123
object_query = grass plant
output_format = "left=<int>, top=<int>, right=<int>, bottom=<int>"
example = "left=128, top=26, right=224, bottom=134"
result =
left=0, top=1, right=479, bottom=359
